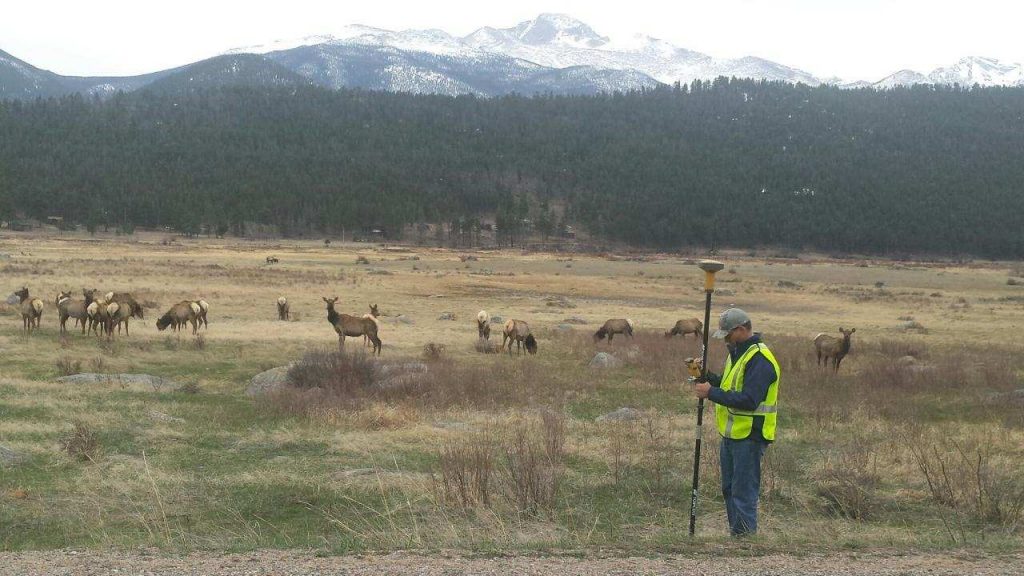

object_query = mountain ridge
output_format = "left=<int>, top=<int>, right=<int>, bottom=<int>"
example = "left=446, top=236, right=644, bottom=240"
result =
left=1, top=14, right=1022, bottom=100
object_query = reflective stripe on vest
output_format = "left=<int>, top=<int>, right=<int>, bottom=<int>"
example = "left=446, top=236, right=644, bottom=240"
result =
left=715, top=342, right=781, bottom=441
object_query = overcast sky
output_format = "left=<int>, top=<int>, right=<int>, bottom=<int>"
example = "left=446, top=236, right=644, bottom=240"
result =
left=2, top=0, right=1021, bottom=82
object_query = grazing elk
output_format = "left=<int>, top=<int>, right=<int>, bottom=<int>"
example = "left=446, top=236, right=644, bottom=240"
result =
left=193, top=299, right=209, bottom=329
left=814, top=327, right=856, bottom=373
left=277, top=297, right=290, bottom=320
left=665, top=318, right=703, bottom=340
left=323, top=297, right=382, bottom=355
left=156, top=301, right=199, bottom=334
left=362, top=304, right=381, bottom=348
left=502, top=319, right=538, bottom=356
left=594, top=318, right=634, bottom=343
left=13, top=287, right=43, bottom=332
left=476, top=310, right=491, bottom=340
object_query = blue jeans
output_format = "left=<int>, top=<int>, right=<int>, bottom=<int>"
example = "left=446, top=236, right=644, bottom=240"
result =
left=720, top=437, right=768, bottom=536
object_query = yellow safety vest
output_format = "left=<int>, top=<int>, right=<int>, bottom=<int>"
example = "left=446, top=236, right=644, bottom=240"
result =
left=714, top=342, right=780, bottom=441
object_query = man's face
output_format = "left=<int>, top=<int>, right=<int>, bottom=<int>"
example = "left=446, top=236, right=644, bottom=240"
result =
left=725, top=324, right=751, bottom=345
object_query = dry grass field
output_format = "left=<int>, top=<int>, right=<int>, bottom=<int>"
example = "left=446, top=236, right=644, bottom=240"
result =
left=1, top=229, right=1023, bottom=555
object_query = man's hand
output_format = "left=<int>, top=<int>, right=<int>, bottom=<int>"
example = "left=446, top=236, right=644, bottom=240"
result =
left=685, top=357, right=703, bottom=379
left=693, top=381, right=712, bottom=399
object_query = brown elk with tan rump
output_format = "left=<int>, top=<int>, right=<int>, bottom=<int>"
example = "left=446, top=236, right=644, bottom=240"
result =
left=814, top=327, right=856, bottom=372
left=594, top=318, right=634, bottom=343
left=156, top=301, right=199, bottom=334
left=323, top=297, right=382, bottom=355
left=502, top=319, right=537, bottom=355
left=56, top=291, right=90, bottom=335
left=665, top=318, right=703, bottom=340
left=13, top=287, right=43, bottom=332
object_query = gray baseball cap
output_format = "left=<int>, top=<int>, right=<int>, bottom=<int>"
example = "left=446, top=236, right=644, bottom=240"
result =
left=712, top=308, right=751, bottom=339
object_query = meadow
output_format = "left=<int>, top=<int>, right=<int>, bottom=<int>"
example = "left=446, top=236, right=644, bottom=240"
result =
left=1, top=230, right=1023, bottom=554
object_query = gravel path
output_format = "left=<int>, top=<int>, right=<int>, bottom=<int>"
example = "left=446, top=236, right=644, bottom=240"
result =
left=0, top=550, right=1021, bottom=575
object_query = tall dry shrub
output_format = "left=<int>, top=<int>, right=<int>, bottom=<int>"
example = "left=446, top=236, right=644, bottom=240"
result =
left=905, top=432, right=1024, bottom=538
left=434, top=410, right=567, bottom=515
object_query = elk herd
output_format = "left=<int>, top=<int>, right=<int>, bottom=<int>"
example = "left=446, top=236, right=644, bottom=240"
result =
left=7, top=286, right=209, bottom=339
left=7, top=284, right=856, bottom=371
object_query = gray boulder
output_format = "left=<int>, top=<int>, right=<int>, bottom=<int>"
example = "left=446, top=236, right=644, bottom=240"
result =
left=375, top=362, right=430, bottom=390
left=437, top=312, right=457, bottom=321
left=596, top=407, right=642, bottom=423
left=56, top=373, right=182, bottom=392
left=1, top=445, right=25, bottom=466
left=589, top=352, right=621, bottom=369
left=245, top=365, right=293, bottom=396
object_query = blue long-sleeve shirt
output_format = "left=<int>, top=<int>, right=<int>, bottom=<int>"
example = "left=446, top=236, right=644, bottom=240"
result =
left=705, top=333, right=776, bottom=443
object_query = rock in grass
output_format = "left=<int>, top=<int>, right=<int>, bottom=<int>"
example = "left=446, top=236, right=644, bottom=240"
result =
left=55, top=373, right=182, bottom=392
left=589, top=352, right=621, bottom=369
left=596, top=407, right=641, bottom=423
left=246, top=366, right=292, bottom=396
left=1, top=445, right=25, bottom=466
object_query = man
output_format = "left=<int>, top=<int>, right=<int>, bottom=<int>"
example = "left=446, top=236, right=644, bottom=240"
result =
left=692, top=308, right=780, bottom=537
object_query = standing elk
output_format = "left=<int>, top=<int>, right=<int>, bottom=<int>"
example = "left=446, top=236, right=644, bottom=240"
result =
left=665, top=318, right=703, bottom=340
left=477, top=310, right=491, bottom=340
left=56, top=291, right=90, bottom=335
left=277, top=297, right=290, bottom=321
left=502, top=319, right=538, bottom=355
left=13, top=288, right=43, bottom=332
left=362, top=304, right=381, bottom=348
left=594, top=318, right=634, bottom=343
left=814, top=327, right=856, bottom=373
left=323, top=297, right=381, bottom=355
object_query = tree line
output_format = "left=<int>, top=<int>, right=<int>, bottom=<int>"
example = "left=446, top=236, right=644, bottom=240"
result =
left=1, top=78, right=1022, bottom=257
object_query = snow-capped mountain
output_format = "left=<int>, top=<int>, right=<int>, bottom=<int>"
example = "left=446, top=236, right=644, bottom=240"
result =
left=460, top=14, right=817, bottom=86
left=926, top=56, right=1024, bottom=87
left=2, top=14, right=1023, bottom=99
left=873, top=69, right=931, bottom=89
left=231, top=13, right=820, bottom=89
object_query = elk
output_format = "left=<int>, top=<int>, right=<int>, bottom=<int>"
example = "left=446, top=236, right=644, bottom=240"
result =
left=362, top=304, right=380, bottom=348
left=814, top=327, right=856, bottom=373
left=502, top=319, right=537, bottom=355
left=108, top=301, right=134, bottom=336
left=106, top=292, right=145, bottom=320
left=266, top=256, right=279, bottom=264
left=323, top=297, right=381, bottom=355
left=277, top=297, right=290, bottom=320
left=106, top=292, right=144, bottom=334
left=13, top=287, right=43, bottom=332
left=193, top=299, right=209, bottom=329
left=156, top=301, right=199, bottom=334
left=665, top=318, right=703, bottom=340
left=594, top=318, right=634, bottom=343
left=477, top=310, right=491, bottom=340
left=86, top=300, right=111, bottom=336
left=55, top=291, right=90, bottom=335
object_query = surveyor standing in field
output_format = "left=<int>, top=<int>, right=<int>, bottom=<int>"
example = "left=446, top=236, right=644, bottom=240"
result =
left=692, top=308, right=781, bottom=537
